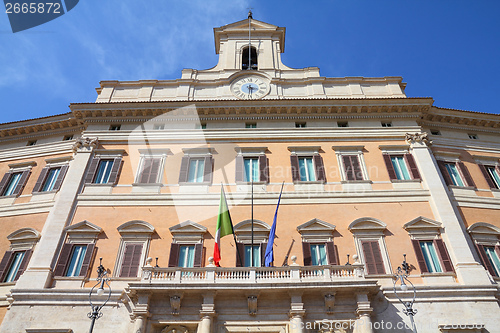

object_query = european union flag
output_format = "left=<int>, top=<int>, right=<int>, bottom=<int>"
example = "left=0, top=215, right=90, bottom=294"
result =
left=264, top=183, right=284, bottom=267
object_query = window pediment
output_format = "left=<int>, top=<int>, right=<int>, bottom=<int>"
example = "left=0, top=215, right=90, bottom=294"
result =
left=169, top=220, right=208, bottom=243
left=65, top=220, right=102, bottom=236
left=468, top=222, right=500, bottom=244
left=234, top=219, right=270, bottom=243
left=297, top=218, right=335, bottom=242
left=7, top=228, right=41, bottom=244
left=404, top=216, right=442, bottom=239
left=349, top=217, right=387, bottom=235
left=117, top=220, right=155, bottom=237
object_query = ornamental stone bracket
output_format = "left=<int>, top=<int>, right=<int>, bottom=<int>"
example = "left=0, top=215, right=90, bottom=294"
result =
left=323, top=292, right=336, bottom=314
left=405, top=132, right=432, bottom=146
left=170, top=294, right=183, bottom=316
left=130, top=291, right=152, bottom=321
left=247, top=295, right=258, bottom=316
left=72, top=137, right=99, bottom=153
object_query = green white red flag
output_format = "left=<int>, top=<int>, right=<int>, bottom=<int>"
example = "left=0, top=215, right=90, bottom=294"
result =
left=213, top=187, right=235, bottom=267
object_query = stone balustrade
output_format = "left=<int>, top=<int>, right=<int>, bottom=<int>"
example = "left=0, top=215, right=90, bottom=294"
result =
left=141, top=264, right=365, bottom=284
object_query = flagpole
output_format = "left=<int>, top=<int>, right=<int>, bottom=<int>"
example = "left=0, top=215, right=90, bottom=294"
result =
left=251, top=177, right=254, bottom=267
left=220, top=183, right=243, bottom=267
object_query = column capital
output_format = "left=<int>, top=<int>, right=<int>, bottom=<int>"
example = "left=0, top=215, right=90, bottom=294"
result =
left=72, top=137, right=99, bottom=153
left=405, top=132, right=432, bottom=147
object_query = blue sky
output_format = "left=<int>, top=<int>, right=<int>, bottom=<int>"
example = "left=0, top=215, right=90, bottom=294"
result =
left=1, top=1, right=499, bottom=123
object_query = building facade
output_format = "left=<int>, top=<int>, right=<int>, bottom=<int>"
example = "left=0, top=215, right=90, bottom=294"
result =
left=0, top=16, right=499, bottom=333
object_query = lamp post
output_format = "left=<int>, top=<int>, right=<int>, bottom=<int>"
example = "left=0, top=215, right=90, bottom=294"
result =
left=88, top=258, right=111, bottom=333
left=393, top=254, right=417, bottom=333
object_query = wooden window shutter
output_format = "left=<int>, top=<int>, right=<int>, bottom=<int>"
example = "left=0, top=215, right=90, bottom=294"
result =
left=259, top=155, right=269, bottom=183
left=313, top=154, right=326, bottom=183
left=235, top=243, right=245, bottom=267
left=54, top=243, right=74, bottom=276
left=361, top=240, right=386, bottom=275
left=168, top=243, right=180, bottom=267
left=14, top=249, right=33, bottom=281
left=0, top=172, right=12, bottom=196
left=193, top=244, right=204, bottom=268
left=107, top=157, right=122, bottom=184
left=203, top=156, right=213, bottom=183
left=342, top=155, right=354, bottom=181
left=434, top=239, right=454, bottom=272
left=437, top=160, right=453, bottom=186
left=32, top=167, right=50, bottom=193
left=79, top=244, right=95, bottom=277
left=139, top=157, right=161, bottom=184
left=290, top=155, right=300, bottom=182
left=404, top=154, right=421, bottom=180
left=52, top=165, right=69, bottom=191
left=12, top=170, right=31, bottom=196
left=383, top=154, right=397, bottom=180
left=119, top=243, right=143, bottom=277
left=475, top=244, right=497, bottom=276
left=478, top=164, right=496, bottom=189
left=0, top=251, right=14, bottom=282
left=84, top=157, right=100, bottom=184
left=351, top=155, right=363, bottom=180
left=178, top=156, right=190, bottom=183
left=260, top=242, right=268, bottom=267
left=302, top=242, right=312, bottom=266
left=235, top=155, right=244, bottom=182
left=411, top=239, right=428, bottom=273
left=457, top=162, right=475, bottom=188
left=325, top=241, right=338, bottom=265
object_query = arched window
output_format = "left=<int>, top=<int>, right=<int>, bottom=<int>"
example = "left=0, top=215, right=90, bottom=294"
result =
left=242, top=46, right=258, bottom=70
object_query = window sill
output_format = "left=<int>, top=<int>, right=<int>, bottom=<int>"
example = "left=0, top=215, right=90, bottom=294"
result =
left=293, top=180, right=325, bottom=185
left=82, top=183, right=113, bottom=195
left=0, top=196, right=17, bottom=206
left=448, top=185, right=476, bottom=190
left=131, top=183, right=162, bottom=194
left=0, top=282, right=16, bottom=287
left=420, top=272, right=456, bottom=277
left=178, top=183, right=210, bottom=194
left=236, top=181, right=267, bottom=185
left=30, top=191, right=57, bottom=202
left=390, top=179, right=421, bottom=183
left=340, top=180, right=372, bottom=184
left=179, top=182, right=211, bottom=186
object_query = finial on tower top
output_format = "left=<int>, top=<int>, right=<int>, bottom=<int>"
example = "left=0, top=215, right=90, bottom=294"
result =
left=248, top=9, right=253, bottom=19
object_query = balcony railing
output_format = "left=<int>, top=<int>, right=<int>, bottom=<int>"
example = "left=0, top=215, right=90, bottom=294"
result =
left=141, top=264, right=365, bottom=284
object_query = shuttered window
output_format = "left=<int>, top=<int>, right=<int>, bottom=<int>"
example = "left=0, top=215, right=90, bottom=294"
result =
left=179, top=156, right=213, bottom=184
left=361, top=241, right=386, bottom=275
left=235, top=243, right=267, bottom=267
left=0, top=170, right=30, bottom=197
left=236, top=155, right=269, bottom=183
left=476, top=244, right=500, bottom=277
left=342, top=155, right=364, bottom=181
left=0, top=249, right=32, bottom=283
left=302, top=241, right=337, bottom=266
left=412, top=239, right=454, bottom=274
left=383, top=154, right=421, bottom=181
left=478, top=164, right=500, bottom=189
left=54, top=243, right=95, bottom=277
left=85, top=157, right=122, bottom=184
left=290, top=154, right=326, bottom=183
left=32, top=165, right=69, bottom=193
left=137, top=157, right=162, bottom=184
left=119, top=243, right=143, bottom=278
left=437, top=161, right=475, bottom=187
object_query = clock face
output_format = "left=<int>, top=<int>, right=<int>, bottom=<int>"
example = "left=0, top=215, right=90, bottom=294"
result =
left=231, top=76, right=270, bottom=100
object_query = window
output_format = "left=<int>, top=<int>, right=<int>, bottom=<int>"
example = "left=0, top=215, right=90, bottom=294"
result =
left=0, top=169, right=31, bottom=197
left=342, top=155, right=364, bottom=181
left=235, top=150, right=269, bottom=184
left=0, top=228, right=39, bottom=283
left=179, top=153, right=213, bottom=184
left=26, top=140, right=37, bottom=146
left=244, top=245, right=261, bottom=267
left=295, top=122, right=307, bottom=128
left=137, top=157, right=163, bottom=184
left=483, top=246, right=500, bottom=277
left=430, top=129, right=441, bottom=135
left=412, top=239, right=453, bottom=273
left=2, top=251, right=25, bottom=282
left=63, top=135, right=74, bottom=141
left=33, top=165, right=69, bottom=193
left=245, top=123, right=257, bottom=128
left=310, top=244, right=327, bottom=266
left=2, top=172, right=22, bottom=196
left=84, top=157, right=122, bottom=185
left=361, top=241, right=386, bottom=275
left=41, top=167, right=60, bottom=191
left=115, top=221, right=155, bottom=278
left=478, top=164, right=500, bottom=189
left=290, top=153, right=326, bottom=183
left=297, top=218, right=337, bottom=266
left=437, top=161, right=475, bottom=188
left=381, top=122, right=392, bottom=127
left=242, top=46, right=257, bottom=70
left=65, top=245, right=87, bottom=277
left=234, top=219, right=270, bottom=267
left=168, top=243, right=204, bottom=267
left=153, top=124, right=165, bottom=130
left=383, top=154, right=421, bottom=181
left=109, top=125, right=121, bottom=131
left=468, top=222, right=500, bottom=278
left=468, top=134, right=478, bottom=140
left=188, top=158, right=205, bottom=183
left=195, top=123, right=207, bottom=130
left=179, top=245, right=195, bottom=268
left=337, top=121, right=349, bottom=127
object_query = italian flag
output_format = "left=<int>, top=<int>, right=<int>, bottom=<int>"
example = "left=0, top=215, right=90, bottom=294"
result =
left=213, top=187, right=234, bottom=267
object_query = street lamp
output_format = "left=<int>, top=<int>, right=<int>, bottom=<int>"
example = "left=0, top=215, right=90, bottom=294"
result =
left=393, top=254, right=417, bottom=333
left=88, top=258, right=111, bottom=333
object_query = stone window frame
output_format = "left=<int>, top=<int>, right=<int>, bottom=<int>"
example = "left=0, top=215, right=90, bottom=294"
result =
left=32, top=156, right=72, bottom=195
left=332, top=145, right=370, bottom=182
left=168, top=220, right=207, bottom=268
left=0, top=228, right=41, bottom=284
left=133, top=149, right=171, bottom=185
left=472, top=154, right=500, bottom=191
left=434, top=151, right=475, bottom=189
left=84, top=149, right=125, bottom=186
left=53, top=220, right=102, bottom=280
left=113, top=220, right=155, bottom=278
left=467, top=222, right=500, bottom=279
left=296, top=218, right=338, bottom=266
left=348, top=217, right=392, bottom=276
left=233, top=219, right=270, bottom=267
left=378, top=145, right=421, bottom=183
left=178, top=148, right=215, bottom=185
left=0, top=161, right=36, bottom=199
left=288, top=146, right=326, bottom=184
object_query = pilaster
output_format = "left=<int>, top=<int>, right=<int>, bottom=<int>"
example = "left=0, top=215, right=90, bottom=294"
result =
left=354, top=293, right=373, bottom=333
left=196, top=292, right=216, bottom=333
left=406, top=133, right=491, bottom=285
left=289, top=291, right=305, bottom=333
left=16, top=138, right=98, bottom=289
